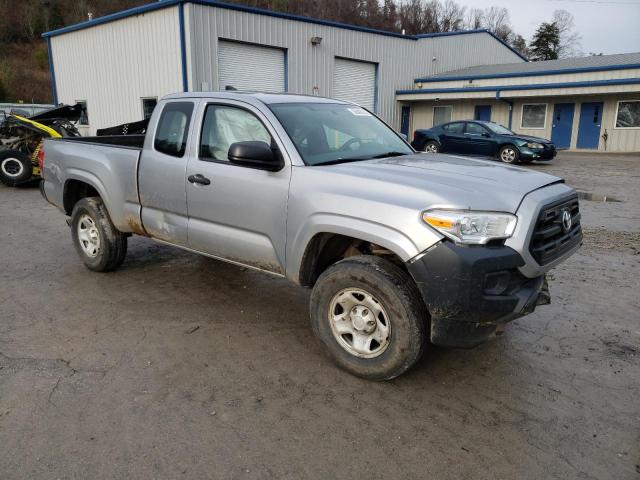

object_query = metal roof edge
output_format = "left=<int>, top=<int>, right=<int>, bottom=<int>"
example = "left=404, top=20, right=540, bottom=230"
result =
left=397, top=77, right=640, bottom=95
left=41, top=0, right=527, bottom=52
left=414, top=62, right=640, bottom=83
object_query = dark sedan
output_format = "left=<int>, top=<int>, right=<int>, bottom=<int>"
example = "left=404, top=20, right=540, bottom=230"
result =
left=411, top=120, right=557, bottom=164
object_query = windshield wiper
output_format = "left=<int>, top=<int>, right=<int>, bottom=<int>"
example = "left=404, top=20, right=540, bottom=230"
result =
left=313, top=151, right=410, bottom=166
left=368, top=151, right=411, bottom=159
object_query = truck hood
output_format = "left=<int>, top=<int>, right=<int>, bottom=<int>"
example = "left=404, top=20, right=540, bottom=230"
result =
left=319, top=153, right=562, bottom=213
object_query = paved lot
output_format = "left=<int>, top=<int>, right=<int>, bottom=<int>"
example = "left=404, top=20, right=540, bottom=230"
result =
left=1, top=152, right=639, bottom=479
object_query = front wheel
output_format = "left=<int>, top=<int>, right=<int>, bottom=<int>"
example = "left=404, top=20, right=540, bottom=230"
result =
left=498, top=145, right=520, bottom=164
left=310, top=256, right=427, bottom=381
left=0, top=151, right=33, bottom=187
left=423, top=140, right=441, bottom=153
left=71, top=197, right=127, bottom=272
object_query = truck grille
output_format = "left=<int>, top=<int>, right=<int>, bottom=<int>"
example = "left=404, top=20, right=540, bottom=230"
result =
left=529, top=194, right=582, bottom=265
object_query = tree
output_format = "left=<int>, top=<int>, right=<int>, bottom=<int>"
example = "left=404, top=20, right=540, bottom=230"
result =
left=529, top=22, right=560, bottom=61
left=482, top=6, right=512, bottom=42
left=510, top=34, right=529, bottom=59
left=552, top=9, right=582, bottom=58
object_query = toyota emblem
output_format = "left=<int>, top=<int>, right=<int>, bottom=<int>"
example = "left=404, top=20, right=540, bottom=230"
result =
left=561, top=209, right=572, bottom=232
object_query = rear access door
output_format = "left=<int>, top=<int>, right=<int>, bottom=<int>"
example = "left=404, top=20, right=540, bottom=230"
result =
left=184, top=100, right=290, bottom=274
left=551, top=103, right=575, bottom=149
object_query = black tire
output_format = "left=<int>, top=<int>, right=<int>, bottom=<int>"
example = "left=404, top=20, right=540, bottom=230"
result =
left=423, top=140, right=441, bottom=153
left=497, top=145, right=520, bottom=164
left=70, top=197, right=127, bottom=272
left=0, top=150, right=33, bottom=187
left=310, top=255, right=427, bottom=381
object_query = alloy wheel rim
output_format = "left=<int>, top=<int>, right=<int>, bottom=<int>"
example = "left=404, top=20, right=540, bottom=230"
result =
left=501, top=148, right=516, bottom=162
left=1, top=158, right=24, bottom=177
left=425, top=143, right=438, bottom=153
left=77, top=214, right=101, bottom=257
left=328, top=288, right=391, bottom=358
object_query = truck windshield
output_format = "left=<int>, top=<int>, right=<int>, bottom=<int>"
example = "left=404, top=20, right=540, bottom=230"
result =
left=268, top=103, right=413, bottom=166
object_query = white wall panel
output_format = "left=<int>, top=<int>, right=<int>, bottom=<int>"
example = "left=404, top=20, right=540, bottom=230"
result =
left=218, top=40, right=285, bottom=92
left=51, top=7, right=183, bottom=135
left=333, top=58, right=376, bottom=110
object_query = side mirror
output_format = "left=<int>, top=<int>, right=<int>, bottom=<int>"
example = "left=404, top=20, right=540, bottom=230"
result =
left=228, top=141, right=283, bottom=172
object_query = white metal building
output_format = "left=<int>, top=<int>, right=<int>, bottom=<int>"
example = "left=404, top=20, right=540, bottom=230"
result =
left=397, top=53, right=640, bottom=152
left=43, top=0, right=524, bottom=135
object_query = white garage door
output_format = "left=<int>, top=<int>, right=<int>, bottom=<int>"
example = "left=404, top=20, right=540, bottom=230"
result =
left=333, top=58, right=376, bottom=111
left=218, top=40, right=285, bottom=93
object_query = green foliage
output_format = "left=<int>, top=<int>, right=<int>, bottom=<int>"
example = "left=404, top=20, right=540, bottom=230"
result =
left=529, top=22, right=561, bottom=61
left=33, top=46, right=49, bottom=70
left=0, top=78, right=8, bottom=102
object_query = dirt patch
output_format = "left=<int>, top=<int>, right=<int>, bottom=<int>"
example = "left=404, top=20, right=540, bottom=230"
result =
left=582, top=228, right=640, bottom=254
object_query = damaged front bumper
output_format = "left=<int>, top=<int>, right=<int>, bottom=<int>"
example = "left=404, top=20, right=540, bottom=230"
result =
left=407, top=241, right=548, bottom=348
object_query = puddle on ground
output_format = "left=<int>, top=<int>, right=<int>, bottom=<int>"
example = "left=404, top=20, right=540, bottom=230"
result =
left=577, top=191, right=621, bottom=203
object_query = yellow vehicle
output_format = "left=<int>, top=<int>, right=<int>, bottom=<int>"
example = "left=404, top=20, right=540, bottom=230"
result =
left=0, top=104, right=83, bottom=187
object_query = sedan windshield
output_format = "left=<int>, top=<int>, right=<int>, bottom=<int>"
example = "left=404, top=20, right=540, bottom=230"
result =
left=268, top=103, right=413, bottom=166
left=484, top=122, right=514, bottom=135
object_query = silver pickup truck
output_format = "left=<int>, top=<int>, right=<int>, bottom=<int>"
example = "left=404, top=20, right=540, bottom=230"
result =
left=41, top=92, right=582, bottom=380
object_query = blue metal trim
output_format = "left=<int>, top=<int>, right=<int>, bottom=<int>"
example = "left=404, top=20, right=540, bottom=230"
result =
left=414, top=62, right=640, bottom=83
left=178, top=3, right=188, bottom=92
left=42, top=0, right=182, bottom=38
left=397, top=77, right=640, bottom=95
left=284, top=49, right=289, bottom=92
left=46, top=37, right=58, bottom=104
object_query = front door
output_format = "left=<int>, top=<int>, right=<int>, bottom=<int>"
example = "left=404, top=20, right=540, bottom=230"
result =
left=577, top=102, right=603, bottom=149
left=551, top=103, right=575, bottom=149
left=185, top=101, right=290, bottom=275
left=400, top=105, right=411, bottom=137
left=474, top=105, right=491, bottom=122
left=462, top=122, right=494, bottom=156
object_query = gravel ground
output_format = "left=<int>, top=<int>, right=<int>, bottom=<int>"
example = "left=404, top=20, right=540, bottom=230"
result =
left=0, top=152, right=638, bottom=479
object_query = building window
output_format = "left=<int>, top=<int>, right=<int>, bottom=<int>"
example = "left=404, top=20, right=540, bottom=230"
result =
left=154, top=102, right=194, bottom=158
left=433, top=106, right=452, bottom=126
left=521, top=104, right=546, bottom=129
left=76, top=101, right=89, bottom=125
left=142, top=98, right=157, bottom=120
left=615, top=100, right=640, bottom=128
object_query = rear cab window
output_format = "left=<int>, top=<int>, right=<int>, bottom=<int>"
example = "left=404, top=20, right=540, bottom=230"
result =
left=154, top=102, right=194, bottom=157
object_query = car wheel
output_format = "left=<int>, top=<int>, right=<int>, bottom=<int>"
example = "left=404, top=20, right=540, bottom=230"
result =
left=310, top=256, right=427, bottom=381
left=0, top=151, right=33, bottom=187
left=71, top=197, right=128, bottom=272
left=498, top=145, right=520, bottom=164
left=423, top=141, right=440, bottom=153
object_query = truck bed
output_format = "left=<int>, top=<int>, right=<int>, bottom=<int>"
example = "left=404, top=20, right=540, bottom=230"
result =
left=42, top=136, right=145, bottom=235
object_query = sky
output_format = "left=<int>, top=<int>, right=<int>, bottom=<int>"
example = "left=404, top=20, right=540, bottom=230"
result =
left=460, top=0, right=640, bottom=55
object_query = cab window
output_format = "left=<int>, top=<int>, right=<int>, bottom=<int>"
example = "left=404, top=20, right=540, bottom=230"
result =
left=442, top=122, right=464, bottom=134
left=154, top=102, right=194, bottom=157
left=200, top=105, right=271, bottom=162
left=465, top=123, right=488, bottom=135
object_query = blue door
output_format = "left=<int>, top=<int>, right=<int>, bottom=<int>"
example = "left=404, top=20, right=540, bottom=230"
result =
left=551, top=103, right=575, bottom=149
left=400, top=105, right=411, bottom=137
left=474, top=105, right=491, bottom=121
left=577, top=102, right=603, bottom=149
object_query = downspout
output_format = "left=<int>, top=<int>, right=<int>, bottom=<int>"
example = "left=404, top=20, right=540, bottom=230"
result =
left=496, top=90, right=513, bottom=130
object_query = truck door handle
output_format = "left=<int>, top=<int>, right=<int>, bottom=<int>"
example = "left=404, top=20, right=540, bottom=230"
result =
left=188, top=174, right=211, bottom=186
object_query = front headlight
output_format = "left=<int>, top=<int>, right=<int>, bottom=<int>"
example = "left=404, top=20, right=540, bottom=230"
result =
left=422, top=210, right=517, bottom=245
left=526, top=142, right=544, bottom=149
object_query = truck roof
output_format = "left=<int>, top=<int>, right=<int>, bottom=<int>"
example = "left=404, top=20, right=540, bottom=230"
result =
left=162, top=91, right=351, bottom=106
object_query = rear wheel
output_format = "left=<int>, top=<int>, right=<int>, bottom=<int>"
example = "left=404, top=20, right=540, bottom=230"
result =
left=71, top=197, right=127, bottom=272
left=423, top=141, right=440, bottom=153
left=0, top=151, right=33, bottom=187
left=498, top=145, right=520, bottom=164
left=310, top=256, right=427, bottom=381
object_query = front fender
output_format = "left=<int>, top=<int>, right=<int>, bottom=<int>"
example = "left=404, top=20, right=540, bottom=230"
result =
left=286, top=212, right=441, bottom=283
